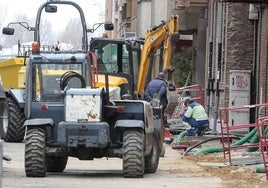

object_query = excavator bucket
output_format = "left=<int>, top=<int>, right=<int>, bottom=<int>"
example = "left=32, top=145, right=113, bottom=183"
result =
left=166, top=82, right=178, bottom=115
left=165, top=68, right=178, bottom=115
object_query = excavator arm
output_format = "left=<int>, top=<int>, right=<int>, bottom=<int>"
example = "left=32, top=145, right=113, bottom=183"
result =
left=136, top=15, right=179, bottom=96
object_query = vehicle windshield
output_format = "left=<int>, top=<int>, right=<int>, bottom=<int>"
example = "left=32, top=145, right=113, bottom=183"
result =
left=32, top=63, right=83, bottom=102
left=95, top=43, right=130, bottom=74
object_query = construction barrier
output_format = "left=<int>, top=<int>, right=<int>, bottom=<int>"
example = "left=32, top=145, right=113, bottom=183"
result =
left=219, top=103, right=268, bottom=179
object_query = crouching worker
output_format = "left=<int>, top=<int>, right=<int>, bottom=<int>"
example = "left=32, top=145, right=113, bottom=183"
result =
left=181, top=99, right=209, bottom=136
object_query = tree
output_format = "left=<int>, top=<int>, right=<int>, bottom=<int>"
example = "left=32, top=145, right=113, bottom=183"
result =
left=0, top=6, right=7, bottom=46
left=57, top=18, right=82, bottom=50
left=173, top=47, right=193, bottom=87
left=1, top=14, right=54, bottom=49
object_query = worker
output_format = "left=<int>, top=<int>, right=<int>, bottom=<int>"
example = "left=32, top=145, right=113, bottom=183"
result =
left=144, top=72, right=168, bottom=108
left=144, top=72, right=168, bottom=126
left=181, top=99, right=209, bottom=136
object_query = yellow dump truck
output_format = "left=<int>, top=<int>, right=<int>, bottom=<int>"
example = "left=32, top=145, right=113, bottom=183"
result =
left=0, top=57, right=26, bottom=90
left=0, top=56, right=27, bottom=142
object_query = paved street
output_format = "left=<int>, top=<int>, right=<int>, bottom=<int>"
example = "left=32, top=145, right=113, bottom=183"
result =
left=2, top=142, right=227, bottom=188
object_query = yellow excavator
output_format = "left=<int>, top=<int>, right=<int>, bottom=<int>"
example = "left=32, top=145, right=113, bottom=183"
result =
left=89, top=15, right=180, bottom=114
left=136, top=15, right=180, bottom=115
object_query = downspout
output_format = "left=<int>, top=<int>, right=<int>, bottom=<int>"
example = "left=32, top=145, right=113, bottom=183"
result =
left=250, top=7, right=258, bottom=123
left=206, top=0, right=215, bottom=117
left=256, top=5, right=262, bottom=106
left=265, top=6, right=268, bottom=108
left=212, top=2, right=223, bottom=133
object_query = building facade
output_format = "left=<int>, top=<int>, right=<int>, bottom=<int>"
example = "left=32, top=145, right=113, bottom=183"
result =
left=105, top=0, right=268, bottom=130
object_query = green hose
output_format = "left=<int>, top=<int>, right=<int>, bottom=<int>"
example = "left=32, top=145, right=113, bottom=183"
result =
left=194, top=127, right=258, bottom=156
left=256, top=165, right=265, bottom=173
left=174, top=130, right=188, bottom=145
left=255, top=127, right=268, bottom=173
left=246, top=126, right=268, bottom=152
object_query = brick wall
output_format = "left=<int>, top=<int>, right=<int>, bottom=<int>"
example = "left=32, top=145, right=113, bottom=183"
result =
left=259, top=8, right=268, bottom=104
left=222, top=3, right=254, bottom=107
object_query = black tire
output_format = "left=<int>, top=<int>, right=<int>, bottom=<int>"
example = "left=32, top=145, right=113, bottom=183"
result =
left=145, top=136, right=160, bottom=173
left=123, top=129, right=144, bottom=178
left=46, top=156, right=68, bottom=172
left=0, top=104, right=8, bottom=139
left=160, top=143, right=165, bottom=157
left=5, top=96, right=26, bottom=142
left=25, top=128, right=47, bottom=177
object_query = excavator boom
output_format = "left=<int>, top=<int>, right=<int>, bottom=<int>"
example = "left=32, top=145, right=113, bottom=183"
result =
left=136, top=15, right=179, bottom=96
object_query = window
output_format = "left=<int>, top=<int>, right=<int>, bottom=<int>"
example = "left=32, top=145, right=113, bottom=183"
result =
left=32, top=63, right=83, bottom=102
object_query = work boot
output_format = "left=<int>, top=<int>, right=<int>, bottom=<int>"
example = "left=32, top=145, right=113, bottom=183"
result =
left=187, top=128, right=195, bottom=136
left=197, top=124, right=209, bottom=136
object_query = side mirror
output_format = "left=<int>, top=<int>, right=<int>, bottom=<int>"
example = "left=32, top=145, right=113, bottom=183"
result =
left=45, top=5, right=57, bottom=13
left=2, top=27, right=14, bottom=35
left=104, top=22, right=114, bottom=31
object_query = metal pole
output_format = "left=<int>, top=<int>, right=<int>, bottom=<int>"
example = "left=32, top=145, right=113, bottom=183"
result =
left=212, top=2, right=224, bottom=133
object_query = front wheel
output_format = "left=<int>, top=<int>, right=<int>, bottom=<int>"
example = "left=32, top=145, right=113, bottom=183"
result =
left=145, top=135, right=160, bottom=173
left=122, top=129, right=144, bottom=178
left=25, top=128, right=47, bottom=177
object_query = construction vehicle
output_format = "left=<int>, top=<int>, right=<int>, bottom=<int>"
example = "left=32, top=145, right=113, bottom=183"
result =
left=90, top=15, right=180, bottom=115
left=2, top=0, right=162, bottom=178
left=136, top=15, right=180, bottom=115
left=0, top=45, right=51, bottom=142
left=0, top=18, right=131, bottom=143
left=89, top=38, right=141, bottom=97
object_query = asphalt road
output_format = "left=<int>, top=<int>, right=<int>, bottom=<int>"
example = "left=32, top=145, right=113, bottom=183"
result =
left=2, top=142, right=226, bottom=188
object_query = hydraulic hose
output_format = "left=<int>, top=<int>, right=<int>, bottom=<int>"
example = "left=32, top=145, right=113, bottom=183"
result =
left=255, top=127, right=268, bottom=173
left=246, top=126, right=268, bottom=152
left=183, top=136, right=240, bottom=156
left=194, top=127, right=258, bottom=156
left=60, top=71, right=86, bottom=90
left=174, top=130, right=188, bottom=145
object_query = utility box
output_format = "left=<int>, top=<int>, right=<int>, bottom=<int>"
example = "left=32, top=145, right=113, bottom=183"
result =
left=229, top=70, right=251, bottom=133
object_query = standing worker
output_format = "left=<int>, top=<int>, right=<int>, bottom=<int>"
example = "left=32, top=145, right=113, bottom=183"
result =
left=144, top=72, right=168, bottom=109
left=181, top=99, right=209, bottom=136
left=144, top=72, right=168, bottom=126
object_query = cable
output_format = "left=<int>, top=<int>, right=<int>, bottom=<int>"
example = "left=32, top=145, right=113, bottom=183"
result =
left=183, top=135, right=241, bottom=156
left=60, top=71, right=86, bottom=90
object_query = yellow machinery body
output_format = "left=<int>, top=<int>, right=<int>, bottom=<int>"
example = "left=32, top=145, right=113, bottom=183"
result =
left=0, top=57, right=26, bottom=90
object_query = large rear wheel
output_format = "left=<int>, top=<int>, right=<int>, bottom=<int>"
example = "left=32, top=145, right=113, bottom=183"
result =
left=0, top=105, right=8, bottom=139
left=5, top=96, right=26, bottom=142
left=25, top=128, right=47, bottom=177
left=122, top=129, right=144, bottom=178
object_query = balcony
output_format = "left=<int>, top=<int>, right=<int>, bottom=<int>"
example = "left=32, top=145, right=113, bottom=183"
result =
left=174, top=0, right=207, bottom=8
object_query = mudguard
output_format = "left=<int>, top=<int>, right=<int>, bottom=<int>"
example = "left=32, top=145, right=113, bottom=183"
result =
left=9, top=89, right=25, bottom=108
left=115, top=119, right=144, bottom=129
left=23, top=118, right=54, bottom=127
